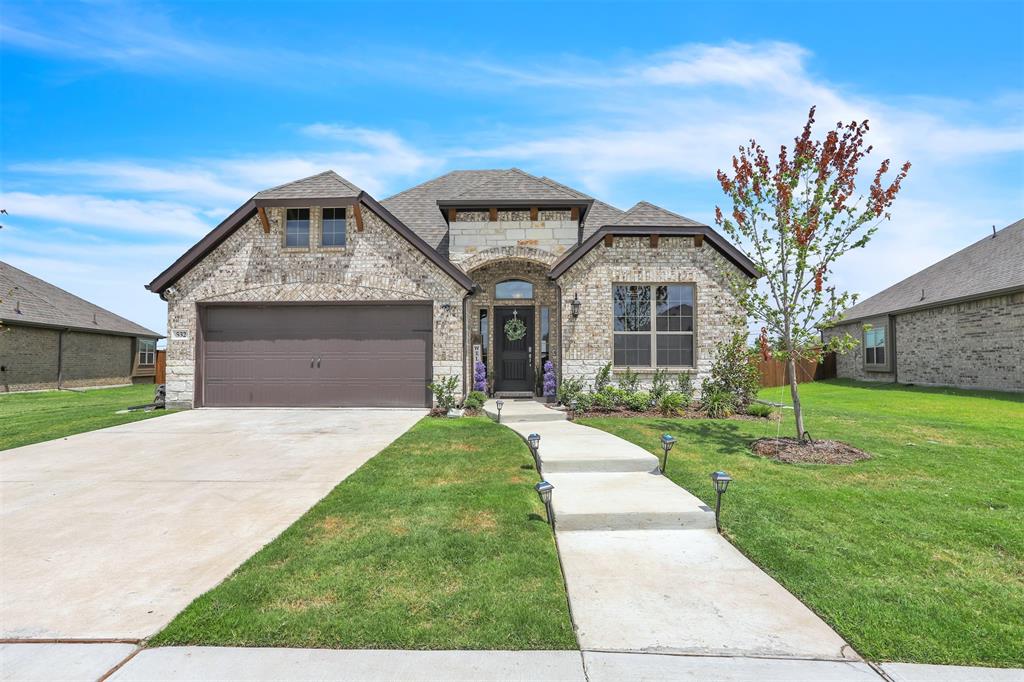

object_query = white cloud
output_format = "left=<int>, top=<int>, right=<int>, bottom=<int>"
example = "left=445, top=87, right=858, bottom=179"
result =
left=0, top=192, right=211, bottom=237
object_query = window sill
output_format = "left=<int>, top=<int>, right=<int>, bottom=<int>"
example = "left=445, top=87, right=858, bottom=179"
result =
left=318, top=245, right=350, bottom=252
left=282, top=246, right=311, bottom=252
left=613, top=366, right=697, bottom=374
left=864, top=365, right=891, bottom=373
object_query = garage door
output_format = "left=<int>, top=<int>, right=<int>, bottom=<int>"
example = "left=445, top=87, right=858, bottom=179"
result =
left=200, top=304, right=432, bottom=407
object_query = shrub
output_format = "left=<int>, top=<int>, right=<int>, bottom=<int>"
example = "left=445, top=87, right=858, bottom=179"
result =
left=650, top=369, right=671, bottom=402
left=593, top=362, right=612, bottom=391
left=676, top=373, right=694, bottom=402
left=543, top=361, right=557, bottom=398
left=473, top=361, right=487, bottom=392
left=557, top=376, right=586, bottom=408
left=701, top=385, right=736, bottom=418
left=592, top=386, right=618, bottom=411
left=704, top=332, right=761, bottom=409
left=463, top=390, right=487, bottom=411
left=617, top=366, right=640, bottom=393
left=428, top=376, right=459, bottom=412
left=746, top=402, right=774, bottom=419
left=624, top=390, right=653, bottom=412
left=573, top=391, right=595, bottom=412
left=658, top=391, right=686, bottom=416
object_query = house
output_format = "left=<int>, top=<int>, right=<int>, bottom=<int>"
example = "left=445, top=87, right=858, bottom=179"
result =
left=146, top=169, right=759, bottom=409
left=824, top=218, right=1023, bottom=392
left=0, top=261, right=162, bottom=392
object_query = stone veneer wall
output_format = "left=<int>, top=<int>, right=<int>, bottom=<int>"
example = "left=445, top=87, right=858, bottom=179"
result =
left=448, top=212, right=578, bottom=267
left=827, top=292, right=1023, bottom=391
left=163, top=205, right=466, bottom=408
left=0, top=326, right=133, bottom=392
left=555, top=236, right=748, bottom=392
left=465, top=258, right=560, bottom=394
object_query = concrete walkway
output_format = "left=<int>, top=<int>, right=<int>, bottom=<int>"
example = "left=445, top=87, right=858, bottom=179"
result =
left=487, top=399, right=856, bottom=660
left=4, top=643, right=1021, bottom=681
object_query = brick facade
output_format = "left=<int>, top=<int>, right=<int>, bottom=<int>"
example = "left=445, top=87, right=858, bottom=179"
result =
left=826, top=292, right=1024, bottom=392
left=163, top=204, right=466, bottom=408
left=0, top=325, right=135, bottom=392
left=554, top=236, right=747, bottom=392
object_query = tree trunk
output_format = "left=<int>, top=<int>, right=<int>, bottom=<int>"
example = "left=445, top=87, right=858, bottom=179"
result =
left=788, top=356, right=806, bottom=441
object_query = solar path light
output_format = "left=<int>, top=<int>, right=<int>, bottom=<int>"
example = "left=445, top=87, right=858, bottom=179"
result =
left=710, top=471, right=732, bottom=533
left=535, top=480, right=554, bottom=525
left=659, top=433, right=676, bottom=474
left=495, top=399, right=504, bottom=423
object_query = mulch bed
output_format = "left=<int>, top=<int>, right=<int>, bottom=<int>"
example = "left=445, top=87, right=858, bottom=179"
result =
left=569, top=406, right=775, bottom=422
left=750, top=437, right=871, bottom=465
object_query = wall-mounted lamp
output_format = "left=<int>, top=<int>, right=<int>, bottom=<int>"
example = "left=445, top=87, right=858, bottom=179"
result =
left=570, top=292, right=581, bottom=318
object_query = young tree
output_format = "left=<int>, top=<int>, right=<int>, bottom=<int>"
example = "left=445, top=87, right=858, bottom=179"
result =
left=715, top=107, right=910, bottom=441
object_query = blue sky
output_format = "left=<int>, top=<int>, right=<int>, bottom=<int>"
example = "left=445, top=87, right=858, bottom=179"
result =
left=2, top=0, right=1023, bottom=336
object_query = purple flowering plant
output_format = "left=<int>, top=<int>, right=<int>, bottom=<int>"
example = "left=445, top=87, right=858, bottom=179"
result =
left=543, top=361, right=557, bottom=397
left=473, top=361, right=487, bottom=392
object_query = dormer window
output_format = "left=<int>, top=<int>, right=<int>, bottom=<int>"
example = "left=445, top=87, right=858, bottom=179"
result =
left=495, top=280, right=534, bottom=300
left=285, top=208, right=310, bottom=248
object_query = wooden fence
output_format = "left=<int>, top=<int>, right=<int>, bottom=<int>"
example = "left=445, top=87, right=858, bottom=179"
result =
left=155, top=349, right=166, bottom=385
left=756, top=352, right=835, bottom=388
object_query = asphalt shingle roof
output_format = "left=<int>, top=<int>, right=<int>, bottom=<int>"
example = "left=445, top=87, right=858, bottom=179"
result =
left=1, top=261, right=161, bottom=337
left=449, top=168, right=590, bottom=202
left=255, top=170, right=361, bottom=199
left=839, top=218, right=1024, bottom=321
left=611, top=201, right=705, bottom=227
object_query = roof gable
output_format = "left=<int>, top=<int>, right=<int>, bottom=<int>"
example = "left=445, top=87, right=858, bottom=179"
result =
left=612, top=201, right=704, bottom=227
left=839, top=218, right=1024, bottom=321
left=255, top=170, right=361, bottom=200
left=1, top=261, right=160, bottom=337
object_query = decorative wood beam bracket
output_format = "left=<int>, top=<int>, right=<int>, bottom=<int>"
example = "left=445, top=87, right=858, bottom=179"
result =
left=530, top=206, right=539, bottom=221
left=353, top=203, right=365, bottom=232
left=570, top=207, right=580, bottom=221
left=448, top=207, right=457, bottom=223
left=603, top=234, right=614, bottom=248
left=649, top=234, right=659, bottom=248
left=694, top=234, right=704, bottom=248
left=257, top=207, right=270, bottom=234
left=489, top=207, right=498, bottom=222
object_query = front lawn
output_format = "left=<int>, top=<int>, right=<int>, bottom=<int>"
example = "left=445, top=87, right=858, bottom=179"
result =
left=580, top=380, right=1024, bottom=667
left=151, top=416, right=575, bottom=650
left=0, top=384, right=169, bottom=451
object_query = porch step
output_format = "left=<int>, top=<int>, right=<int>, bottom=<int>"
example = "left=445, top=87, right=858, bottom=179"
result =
left=483, top=399, right=567, bottom=423
left=546, top=472, right=717, bottom=531
left=494, top=391, right=535, bottom=399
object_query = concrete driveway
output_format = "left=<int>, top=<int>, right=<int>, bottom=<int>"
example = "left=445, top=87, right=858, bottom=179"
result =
left=0, top=408, right=424, bottom=640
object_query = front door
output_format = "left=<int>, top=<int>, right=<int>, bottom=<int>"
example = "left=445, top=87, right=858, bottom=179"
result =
left=494, top=306, right=535, bottom=393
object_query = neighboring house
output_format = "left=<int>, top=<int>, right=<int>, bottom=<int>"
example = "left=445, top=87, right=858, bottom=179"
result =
left=147, top=169, right=758, bottom=409
left=824, top=218, right=1023, bottom=392
left=0, top=261, right=162, bottom=392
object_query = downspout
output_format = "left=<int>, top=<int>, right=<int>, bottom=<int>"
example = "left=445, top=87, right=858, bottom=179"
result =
left=553, top=279, right=564, bottom=393
left=890, top=314, right=898, bottom=384
left=462, top=291, right=471, bottom=397
left=56, top=328, right=66, bottom=390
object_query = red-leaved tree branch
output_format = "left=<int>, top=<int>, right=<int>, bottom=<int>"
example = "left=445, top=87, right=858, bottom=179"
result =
left=715, top=106, right=910, bottom=440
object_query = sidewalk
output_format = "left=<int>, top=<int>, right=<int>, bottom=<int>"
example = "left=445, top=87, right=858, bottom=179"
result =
left=3, top=643, right=1021, bottom=681
left=488, top=398, right=854, bottom=660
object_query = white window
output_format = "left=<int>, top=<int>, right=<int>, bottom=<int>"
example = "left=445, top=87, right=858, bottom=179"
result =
left=285, top=208, right=310, bottom=248
left=613, top=284, right=695, bottom=368
left=864, top=326, right=886, bottom=367
left=138, top=338, right=156, bottom=366
left=495, top=280, right=534, bottom=299
left=321, top=207, right=346, bottom=247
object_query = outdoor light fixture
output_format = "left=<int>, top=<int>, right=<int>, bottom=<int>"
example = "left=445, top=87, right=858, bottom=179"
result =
left=570, top=292, right=582, bottom=318
left=659, top=433, right=676, bottom=474
left=535, top=480, right=554, bottom=525
left=495, top=399, right=504, bottom=423
left=528, top=432, right=541, bottom=451
left=710, top=471, right=733, bottom=533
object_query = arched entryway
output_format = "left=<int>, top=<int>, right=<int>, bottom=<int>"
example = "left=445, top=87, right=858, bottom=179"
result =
left=466, top=259, right=559, bottom=397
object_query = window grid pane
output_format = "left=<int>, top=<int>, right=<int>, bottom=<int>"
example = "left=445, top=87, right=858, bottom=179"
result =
left=614, top=334, right=651, bottom=366
left=614, top=286, right=651, bottom=332
left=321, top=208, right=346, bottom=247
left=285, top=208, right=310, bottom=248
left=656, top=334, right=693, bottom=367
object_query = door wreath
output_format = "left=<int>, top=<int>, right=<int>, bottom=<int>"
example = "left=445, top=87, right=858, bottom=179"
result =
left=504, top=316, right=527, bottom=342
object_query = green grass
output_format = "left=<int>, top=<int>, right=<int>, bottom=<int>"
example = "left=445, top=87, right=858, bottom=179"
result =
left=150, top=416, right=575, bottom=650
left=0, top=384, right=171, bottom=450
left=580, top=380, right=1024, bottom=667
